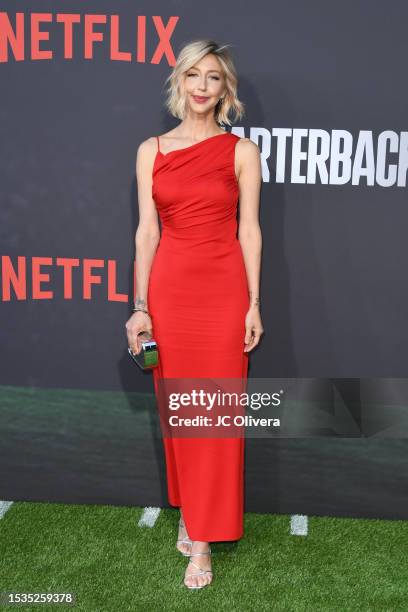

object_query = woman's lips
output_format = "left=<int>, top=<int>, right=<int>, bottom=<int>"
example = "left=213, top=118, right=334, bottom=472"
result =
left=192, top=95, right=209, bottom=104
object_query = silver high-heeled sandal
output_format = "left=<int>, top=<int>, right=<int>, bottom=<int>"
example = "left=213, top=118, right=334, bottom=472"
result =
left=176, top=517, right=193, bottom=556
left=183, top=546, right=213, bottom=589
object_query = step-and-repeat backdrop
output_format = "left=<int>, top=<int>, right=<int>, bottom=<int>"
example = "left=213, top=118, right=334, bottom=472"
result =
left=1, top=1, right=407, bottom=520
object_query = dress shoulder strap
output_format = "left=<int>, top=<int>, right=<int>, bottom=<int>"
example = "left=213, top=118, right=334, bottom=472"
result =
left=156, top=135, right=160, bottom=153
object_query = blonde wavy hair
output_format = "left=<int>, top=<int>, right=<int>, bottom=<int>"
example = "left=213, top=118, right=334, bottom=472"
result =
left=163, top=39, right=245, bottom=127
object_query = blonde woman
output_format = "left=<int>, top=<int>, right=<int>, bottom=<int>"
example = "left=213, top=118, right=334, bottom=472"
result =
left=126, top=39, right=263, bottom=589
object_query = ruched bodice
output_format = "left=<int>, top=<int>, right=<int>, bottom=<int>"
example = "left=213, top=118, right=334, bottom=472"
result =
left=152, top=132, right=240, bottom=249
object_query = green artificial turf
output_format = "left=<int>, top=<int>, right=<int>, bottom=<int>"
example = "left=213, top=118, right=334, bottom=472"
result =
left=0, top=502, right=407, bottom=611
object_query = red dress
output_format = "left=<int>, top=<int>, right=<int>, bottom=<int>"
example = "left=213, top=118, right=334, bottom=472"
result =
left=147, top=131, right=249, bottom=541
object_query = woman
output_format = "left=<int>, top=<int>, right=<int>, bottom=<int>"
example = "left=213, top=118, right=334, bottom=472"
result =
left=126, top=39, right=263, bottom=589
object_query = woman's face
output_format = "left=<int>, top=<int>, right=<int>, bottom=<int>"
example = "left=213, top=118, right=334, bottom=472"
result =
left=182, top=54, right=226, bottom=115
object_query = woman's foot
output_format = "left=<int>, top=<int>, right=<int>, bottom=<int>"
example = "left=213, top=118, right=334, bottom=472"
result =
left=176, top=513, right=192, bottom=556
left=184, top=541, right=213, bottom=589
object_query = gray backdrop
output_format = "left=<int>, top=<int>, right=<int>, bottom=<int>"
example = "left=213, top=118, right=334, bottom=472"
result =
left=1, top=1, right=407, bottom=521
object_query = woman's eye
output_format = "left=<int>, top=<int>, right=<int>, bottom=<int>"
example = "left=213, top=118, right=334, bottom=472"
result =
left=186, top=73, right=219, bottom=80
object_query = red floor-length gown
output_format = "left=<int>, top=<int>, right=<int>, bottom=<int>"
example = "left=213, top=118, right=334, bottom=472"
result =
left=147, top=130, right=249, bottom=542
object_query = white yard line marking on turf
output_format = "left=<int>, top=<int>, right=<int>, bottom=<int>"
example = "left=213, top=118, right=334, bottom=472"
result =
left=138, top=507, right=161, bottom=527
left=290, top=514, right=308, bottom=536
left=0, top=501, right=14, bottom=519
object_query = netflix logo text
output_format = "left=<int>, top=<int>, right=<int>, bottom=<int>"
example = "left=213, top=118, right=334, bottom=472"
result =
left=0, top=12, right=179, bottom=64
left=1, top=255, right=134, bottom=304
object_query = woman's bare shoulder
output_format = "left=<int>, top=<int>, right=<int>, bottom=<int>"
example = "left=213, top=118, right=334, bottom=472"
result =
left=234, top=137, right=261, bottom=182
left=235, top=136, right=260, bottom=156
left=135, top=136, right=162, bottom=169
left=137, top=136, right=158, bottom=156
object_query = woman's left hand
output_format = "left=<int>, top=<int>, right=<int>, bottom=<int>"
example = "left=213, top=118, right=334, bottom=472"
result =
left=244, top=306, right=264, bottom=352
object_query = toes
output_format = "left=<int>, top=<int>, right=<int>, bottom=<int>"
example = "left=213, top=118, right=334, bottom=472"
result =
left=185, top=576, right=197, bottom=588
left=184, top=573, right=212, bottom=589
left=201, top=575, right=210, bottom=587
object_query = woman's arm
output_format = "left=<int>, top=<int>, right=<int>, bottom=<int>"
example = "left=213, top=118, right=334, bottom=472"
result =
left=126, top=139, right=160, bottom=354
left=236, top=138, right=264, bottom=351
left=134, top=138, right=161, bottom=311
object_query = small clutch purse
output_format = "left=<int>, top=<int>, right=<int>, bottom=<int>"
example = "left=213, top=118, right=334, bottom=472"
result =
left=128, top=331, right=159, bottom=370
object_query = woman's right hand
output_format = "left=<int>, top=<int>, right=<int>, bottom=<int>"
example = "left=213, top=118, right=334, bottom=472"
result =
left=125, top=311, right=153, bottom=355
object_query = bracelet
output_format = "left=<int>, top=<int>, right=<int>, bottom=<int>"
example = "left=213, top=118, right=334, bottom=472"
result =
left=132, top=307, right=151, bottom=317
